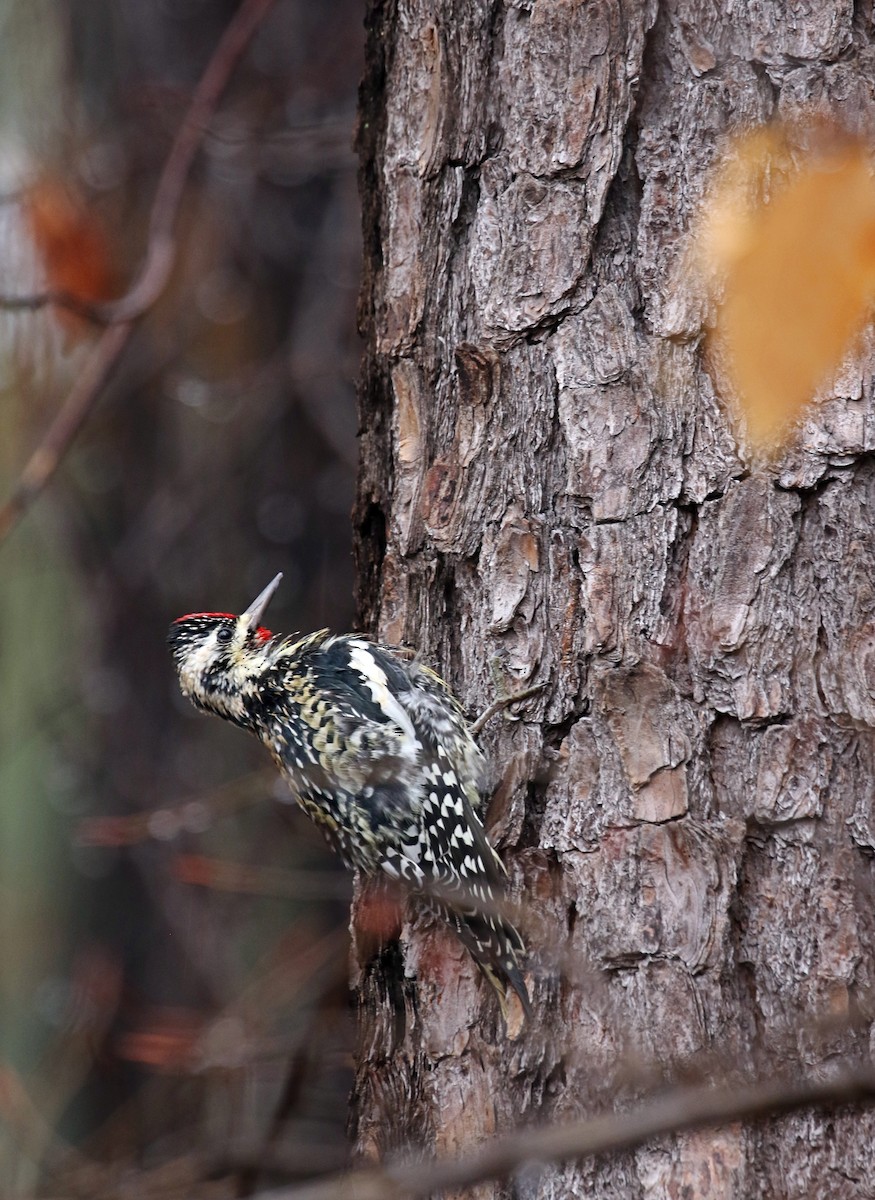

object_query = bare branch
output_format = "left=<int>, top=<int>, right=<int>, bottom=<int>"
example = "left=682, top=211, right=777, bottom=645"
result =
left=0, top=0, right=278, bottom=546
left=255, top=1064, right=875, bottom=1200
left=470, top=683, right=546, bottom=736
left=0, top=289, right=110, bottom=324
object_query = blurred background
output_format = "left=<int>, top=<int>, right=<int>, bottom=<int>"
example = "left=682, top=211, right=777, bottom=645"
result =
left=0, top=1, right=364, bottom=1192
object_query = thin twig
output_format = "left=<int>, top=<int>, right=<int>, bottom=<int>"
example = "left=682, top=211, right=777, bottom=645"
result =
left=0, top=0, right=278, bottom=545
left=173, top=854, right=353, bottom=901
left=470, top=684, right=546, bottom=736
left=255, top=1063, right=875, bottom=1200
left=76, top=768, right=278, bottom=847
left=0, top=289, right=109, bottom=324
left=0, top=322, right=134, bottom=543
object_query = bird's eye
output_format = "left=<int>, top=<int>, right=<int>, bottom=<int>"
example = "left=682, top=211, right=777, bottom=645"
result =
left=216, top=626, right=233, bottom=646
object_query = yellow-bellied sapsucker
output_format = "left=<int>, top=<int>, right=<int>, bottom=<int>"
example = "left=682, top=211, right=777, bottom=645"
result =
left=167, top=573, right=530, bottom=1017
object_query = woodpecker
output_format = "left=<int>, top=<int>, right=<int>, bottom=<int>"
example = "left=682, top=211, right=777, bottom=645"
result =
left=167, top=573, right=530, bottom=1018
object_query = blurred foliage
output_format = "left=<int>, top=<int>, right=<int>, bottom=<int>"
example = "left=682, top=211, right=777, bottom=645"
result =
left=0, top=0, right=363, bottom=1192
left=697, top=118, right=875, bottom=449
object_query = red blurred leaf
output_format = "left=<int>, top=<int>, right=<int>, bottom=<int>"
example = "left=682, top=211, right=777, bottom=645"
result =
left=116, top=1008, right=206, bottom=1072
left=23, top=174, right=117, bottom=330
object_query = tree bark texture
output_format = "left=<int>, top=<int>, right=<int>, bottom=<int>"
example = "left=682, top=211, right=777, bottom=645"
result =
left=353, top=2, right=875, bottom=1196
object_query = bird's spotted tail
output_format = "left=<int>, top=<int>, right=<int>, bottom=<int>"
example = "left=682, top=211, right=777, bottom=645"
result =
left=414, top=744, right=531, bottom=1018
left=432, top=894, right=532, bottom=1021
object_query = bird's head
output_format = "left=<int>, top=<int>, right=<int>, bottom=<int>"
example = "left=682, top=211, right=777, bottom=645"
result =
left=167, top=573, right=282, bottom=727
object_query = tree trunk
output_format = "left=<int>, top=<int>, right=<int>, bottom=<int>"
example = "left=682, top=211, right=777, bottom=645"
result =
left=352, top=1, right=875, bottom=1195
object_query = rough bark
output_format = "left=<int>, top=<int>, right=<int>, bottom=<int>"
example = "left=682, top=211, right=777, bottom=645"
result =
left=353, top=2, right=875, bottom=1196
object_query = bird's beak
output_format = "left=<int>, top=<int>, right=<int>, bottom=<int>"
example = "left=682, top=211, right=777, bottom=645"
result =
left=241, top=573, right=282, bottom=631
